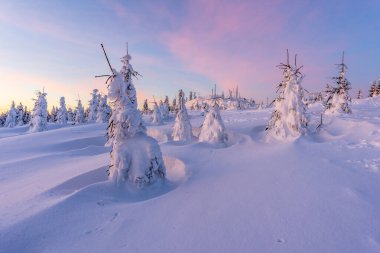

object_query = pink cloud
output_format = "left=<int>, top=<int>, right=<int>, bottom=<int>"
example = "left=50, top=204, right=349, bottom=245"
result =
left=159, top=0, right=290, bottom=100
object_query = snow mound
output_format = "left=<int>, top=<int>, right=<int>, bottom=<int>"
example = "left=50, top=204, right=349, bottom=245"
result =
left=163, top=156, right=188, bottom=183
left=45, top=156, right=187, bottom=198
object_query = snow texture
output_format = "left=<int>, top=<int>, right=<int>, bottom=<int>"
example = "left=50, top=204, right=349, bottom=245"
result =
left=2, top=98, right=380, bottom=253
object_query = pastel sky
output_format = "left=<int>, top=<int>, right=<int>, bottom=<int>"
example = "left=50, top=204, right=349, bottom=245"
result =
left=0, top=0, right=379, bottom=111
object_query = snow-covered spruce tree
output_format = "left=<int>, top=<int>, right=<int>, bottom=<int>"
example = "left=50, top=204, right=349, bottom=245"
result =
left=199, top=102, right=226, bottom=144
left=29, top=90, right=48, bottom=133
left=4, top=101, right=17, bottom=128
left=357, top=90, right=363, bottom=99
left=325, top=52, right=352, bottom=114
left=106, top=48, right=165, bottom=188
left=0, top=113, right=6, bottom=127
left=151, top=101, right=163, bottom=125
left=172, top=89, right=193, bottom=141
left=369, top=81, right=377, bottom=97
left=57, top=97, right=68, bottom=125
left=87, top=89, right=99, bottom=122
left=376, top=80, right=380, bottom=96
left=49, top=106, right=57, bottom=123
left=159, top=99, right=169, bottom=120
left=22, top=106, right=30, bottom=124
left=142, top=99, right=149, bottom=115
left=172, top=97, right=177, bottom=112
left=74, top=99, right=85, bottom=124
left=67, top=108, right=74, bottom=122
left=15, top=103, right=24, bottom=126
left=96, top=95, right=111, bottom=123
left=266, top=52, right=308, bottom=140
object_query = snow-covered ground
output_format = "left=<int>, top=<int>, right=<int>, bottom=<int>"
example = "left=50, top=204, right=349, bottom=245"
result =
left=1, top=98, right=380, bottom=252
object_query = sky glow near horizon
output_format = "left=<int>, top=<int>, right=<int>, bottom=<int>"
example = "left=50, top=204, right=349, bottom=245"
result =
left=0, top=0, right=379, bottom=112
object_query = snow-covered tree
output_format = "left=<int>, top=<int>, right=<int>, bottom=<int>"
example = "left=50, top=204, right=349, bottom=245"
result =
left=4, top=101, right=17, bottom=128
left=15, top=103, right=25, bottom=126
left=22, top=106, right=30, bottom=124
left=57, top=97, right=68, bottom=125
left=324, top=84, right=333, bottom=104
left=159, top=100, right=169, bottom=120
left=29, top=90, right=48, bottom=133
left=74, top=99, right=85, bottom=124
left=357, top=90, right=363, bottom=99
left=369, top=81, right=377, bottom=97
left=142, top=99, right=149, bottom=114
left=151, top=101, right=163, bottom=125
left=325, top=52, right=352, bottom=114
left=49, top=106, right=57, bottom=123
left=199, top=102, right=226, bottom=144
left=0, top=113, right=6, bottom=127
left=87, top=89, right=100, bottom=122
left=172, top=89, right=193, bottom=141
left=266, top=52, right=308, bottom=140
left=172, top=98, right=177, bottom=112
left=106, top=47, right=165, bottom=188
left=96, top=95, right=111, bottom=123
left=67, top=108, right=74, bottom=122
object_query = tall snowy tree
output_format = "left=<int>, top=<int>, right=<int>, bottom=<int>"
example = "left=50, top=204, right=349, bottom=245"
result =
left=325, top=52, right=352, bottom=114
left=74, top=99, right=85, bottom=124
left=49, top=106, right=57, bottom=123
left=4, top=101, right=17, bottom=128
left=266, top=52, right=308, bottom=140
left=159, top=99, right=169, bottom=120
left=199, top=102, right=226, bottom=144
left=357, top=90, right=363, bottom=99
left=67, top=108, right=74, bottom=122
left=29, top=90, right=48, bottom=133
left=142, top=99, right=149, bottom=115
left=22, top=106, right=30, bottom=124
left=106, top=45, right=165, bottom=188
left=15, top=103, right=24, bottom=126
left=96, top=95, right=111, bottom=123
left=172, top=89, right=193, bottom=141
left=171, top=98, right=177, bottom=112
left=151, top=101, right=163, bottom=125
left=369, top=81, right=377, bottom=97
left=57, top=97, right=68, bottom=125
left=87, top=89, right=100, bottom=122
left=376, top=80, right=380, bottom=96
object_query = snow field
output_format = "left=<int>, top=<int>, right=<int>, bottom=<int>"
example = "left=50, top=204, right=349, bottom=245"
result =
left=0, top=98, right=380, bottom=252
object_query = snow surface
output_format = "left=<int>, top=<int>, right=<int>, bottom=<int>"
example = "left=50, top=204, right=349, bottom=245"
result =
left=1, top=98, right=380, bottom=252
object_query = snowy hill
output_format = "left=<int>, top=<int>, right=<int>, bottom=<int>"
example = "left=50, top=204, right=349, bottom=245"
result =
left=1, top=98, right=380, bottom=252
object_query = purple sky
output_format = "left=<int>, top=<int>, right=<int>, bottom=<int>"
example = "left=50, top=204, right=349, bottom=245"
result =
left=0, top=0, right=379, bottom=111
